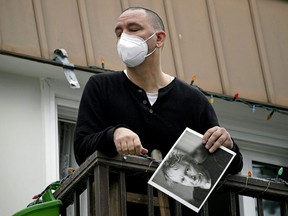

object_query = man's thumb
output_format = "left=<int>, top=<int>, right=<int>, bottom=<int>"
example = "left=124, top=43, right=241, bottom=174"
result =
left=141, top=147, right=149, bottom=154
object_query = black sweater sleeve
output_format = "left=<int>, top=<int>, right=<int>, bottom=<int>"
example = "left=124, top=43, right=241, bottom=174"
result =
left=226, top=140, right=243, bottom=174
left=74, top=76, right=119, bottom=165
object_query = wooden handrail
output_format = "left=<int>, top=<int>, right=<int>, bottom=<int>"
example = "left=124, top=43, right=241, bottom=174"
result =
left=54, top=151, right=288, bottom=215
left=54, top=152, right=158, bottom=205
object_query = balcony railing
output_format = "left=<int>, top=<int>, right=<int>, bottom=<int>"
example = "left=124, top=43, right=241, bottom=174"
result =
left=54, top=151, right=288, bottom=216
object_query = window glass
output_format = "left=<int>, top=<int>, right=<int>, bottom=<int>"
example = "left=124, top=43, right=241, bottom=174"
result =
left=252, top=161, right=287, bottom=216
left=58, top=120, right=78, bottom=179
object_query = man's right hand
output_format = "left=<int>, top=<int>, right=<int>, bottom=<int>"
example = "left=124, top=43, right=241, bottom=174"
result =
left=113, top=127, right=149, bottom=155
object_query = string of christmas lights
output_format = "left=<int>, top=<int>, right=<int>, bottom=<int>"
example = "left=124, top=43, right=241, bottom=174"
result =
left=190, top=76, right=288, bottom=120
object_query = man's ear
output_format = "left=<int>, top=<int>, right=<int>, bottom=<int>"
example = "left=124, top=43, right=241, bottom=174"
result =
left=156, top=31, right=166, bottom=48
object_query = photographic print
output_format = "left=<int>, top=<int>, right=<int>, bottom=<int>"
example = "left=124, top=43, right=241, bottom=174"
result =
left=148, top=127, right=236, bottom=213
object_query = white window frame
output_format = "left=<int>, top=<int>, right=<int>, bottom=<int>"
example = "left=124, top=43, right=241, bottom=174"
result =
left=41, top=78, right=80, bottom=185
left=238, top=146, right=288, bottom=216
left=212, top=98, right=288, bottom=216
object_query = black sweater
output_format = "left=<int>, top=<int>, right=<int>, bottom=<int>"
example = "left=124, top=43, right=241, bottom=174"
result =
left=74, top=71, right=243, bottom=174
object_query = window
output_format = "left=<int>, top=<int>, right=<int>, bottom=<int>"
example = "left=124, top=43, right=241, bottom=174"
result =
left=58, top=105, right=88, bottom=216
left=252, top=161, right=287, bottom=216
left=58, top=120, right=77, bottom=179
left=58, top=105, right=79, bottom=179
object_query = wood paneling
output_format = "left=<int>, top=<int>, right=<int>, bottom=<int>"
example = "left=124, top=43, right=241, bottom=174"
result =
left=212, top=0, right=267, bottom=101
left=85, top=0, right=123, bottom=69
left=40, top=0, right=87, bottom=65
left=0, top=0, right=40, bottom=55
left=256, top=0, right=288, bottom=106
left=171, top=0, right=223, bottom=92
left=0, top=0, right=287, bottom=107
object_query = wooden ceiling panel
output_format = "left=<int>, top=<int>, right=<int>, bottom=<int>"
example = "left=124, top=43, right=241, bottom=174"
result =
left=256, top=0, right=288, bottom=106
left=213, top=0, right=268, bottom=102
left=39, top=0, right=87, bottom=65
left=170, top=0, right=223, bottom=92
left=0, top=0, right=287, bottom=107
left=84, top=0, right=123, bottom=69
left=0, top=1, right=40, bottom=56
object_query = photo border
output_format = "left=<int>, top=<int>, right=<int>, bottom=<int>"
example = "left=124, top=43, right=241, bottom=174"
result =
left=148, top=127, right=236, bottom=213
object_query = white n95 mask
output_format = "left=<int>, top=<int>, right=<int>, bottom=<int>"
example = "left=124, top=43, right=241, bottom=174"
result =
left=117, top=32, right=156, bottom=67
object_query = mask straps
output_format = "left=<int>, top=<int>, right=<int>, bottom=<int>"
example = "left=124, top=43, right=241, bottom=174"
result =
left=145, top=47, right=157, bottom=58
left=144, top=32, right=157, bottom=42
left=144, top=32, right=157, bottom=58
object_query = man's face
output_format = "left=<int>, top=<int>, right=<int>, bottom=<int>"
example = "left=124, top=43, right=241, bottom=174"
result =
left=166, top=160, right=211, bottom=189
left=114, top=9, right=153, bottom=39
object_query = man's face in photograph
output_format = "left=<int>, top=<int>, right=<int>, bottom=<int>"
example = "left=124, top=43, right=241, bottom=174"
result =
left=166, top=159, right=211, bottom=189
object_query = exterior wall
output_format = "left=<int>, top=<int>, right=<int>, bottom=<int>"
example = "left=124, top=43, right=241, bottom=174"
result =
left=0, top=72, right=45, bottom=215
left=0, top=69, right=85, bottom=215
left=0, top=0, right=287, bottom=107
left=0, top=51, right=92, bottom=215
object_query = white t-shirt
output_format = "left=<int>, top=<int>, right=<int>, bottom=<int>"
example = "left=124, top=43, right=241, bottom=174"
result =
left=124, top=70, right=174, bottom=105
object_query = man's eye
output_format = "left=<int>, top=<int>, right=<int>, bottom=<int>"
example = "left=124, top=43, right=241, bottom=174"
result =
left=129, top=28, right=139, bottom=32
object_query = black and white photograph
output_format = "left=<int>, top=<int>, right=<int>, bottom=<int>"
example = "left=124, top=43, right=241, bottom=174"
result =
left=148, top=127, right=236, bottom=213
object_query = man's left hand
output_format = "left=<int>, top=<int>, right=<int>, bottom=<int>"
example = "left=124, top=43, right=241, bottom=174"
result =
left=202, top=126, right=233, bottom=153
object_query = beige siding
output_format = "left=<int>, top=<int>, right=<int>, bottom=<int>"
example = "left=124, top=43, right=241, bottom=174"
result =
left=256, top=0, right=288, bottom=105
left=39, top=0, right=87, bottom=64
left=0, top=1, right=41, bottom=55
left=170, top=0, right=223, bottom=92
left=0, top=0, right=287, bottom=107
left=212, top=0, right=268, bottom=100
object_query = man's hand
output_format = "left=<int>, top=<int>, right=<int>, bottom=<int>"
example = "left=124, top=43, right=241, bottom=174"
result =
left=202, top=126, right=233, bottom=153
left=113, top=127, right=149, bottom=155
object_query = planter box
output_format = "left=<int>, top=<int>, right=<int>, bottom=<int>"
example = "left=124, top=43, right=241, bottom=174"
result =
left=12, top=200, right=62, bottom=216
left=12, top=182, right=62, bottom=216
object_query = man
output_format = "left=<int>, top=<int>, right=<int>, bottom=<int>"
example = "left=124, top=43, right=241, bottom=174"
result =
left=74, top=6, right=242, bottom=169
left=74, top=7, right=243, bottom=214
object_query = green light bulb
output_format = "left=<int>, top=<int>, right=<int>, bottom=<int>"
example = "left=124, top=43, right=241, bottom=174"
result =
left=278, top=167, right=283, bottom=176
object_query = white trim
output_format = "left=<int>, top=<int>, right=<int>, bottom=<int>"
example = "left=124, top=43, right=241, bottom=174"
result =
left=41, top=79, right=80, bottom=185
left=56, top=98, right=80, bottom=110
left=40, top=78, right=59, bottom=185
left=239, top=148, right=287, bottom=216
left=212, top=96, right=288, bottom=216
left=57, top=98, right=79, bottom=123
